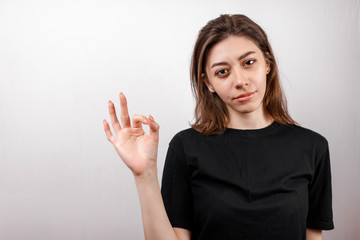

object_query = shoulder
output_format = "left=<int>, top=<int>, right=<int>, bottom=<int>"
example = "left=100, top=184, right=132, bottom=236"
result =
left=279, top=123, right=329, bottom=152
left=282, top=124, right=328, bottom=143
left=174, top=128, right=203, bottom=138
left=170, top=127, right=203, bottom=144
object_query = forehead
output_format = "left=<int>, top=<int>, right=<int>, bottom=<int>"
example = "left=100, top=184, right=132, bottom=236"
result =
left=206, top=36, right=262, bottom=65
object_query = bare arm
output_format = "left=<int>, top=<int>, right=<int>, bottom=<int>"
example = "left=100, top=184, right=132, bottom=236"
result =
left=135, top=173, right=191, bottom=240
left=174, top=228, right=191, bottom=240
left=306, top=228, right=322, bottom=240
left=103, top=93, right=191, bottom=240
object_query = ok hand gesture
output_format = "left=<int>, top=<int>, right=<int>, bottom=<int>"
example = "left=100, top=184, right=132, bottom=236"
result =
left=103, top=93, right=160, bottom=177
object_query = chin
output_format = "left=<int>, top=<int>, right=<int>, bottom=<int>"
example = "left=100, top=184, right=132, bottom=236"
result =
left=239, top=108, right=257, bottom=114
left=233, top=107, right=256, bottom=114
left=231, top=103, right=262, bottom=114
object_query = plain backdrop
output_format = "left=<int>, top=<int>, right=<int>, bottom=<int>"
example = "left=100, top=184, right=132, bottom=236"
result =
left=0, top=0, right=359, bottom=239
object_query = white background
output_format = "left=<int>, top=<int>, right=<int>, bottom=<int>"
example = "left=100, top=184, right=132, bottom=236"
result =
left=0, top=0, right=359, bottom=239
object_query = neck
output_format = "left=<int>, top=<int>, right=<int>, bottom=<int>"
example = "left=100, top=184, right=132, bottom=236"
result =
left=227, top=107, right=273, bottom=130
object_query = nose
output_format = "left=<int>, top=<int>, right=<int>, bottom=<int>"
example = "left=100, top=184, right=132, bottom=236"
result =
left=233, top=67, right=248, bottom=89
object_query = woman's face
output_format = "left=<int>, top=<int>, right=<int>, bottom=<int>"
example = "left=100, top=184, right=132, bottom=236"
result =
left=204, top=35, right=270, bottom=122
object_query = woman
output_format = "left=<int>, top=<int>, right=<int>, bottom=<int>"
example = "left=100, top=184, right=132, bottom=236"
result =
left=103, top=14, right=334, bottom=240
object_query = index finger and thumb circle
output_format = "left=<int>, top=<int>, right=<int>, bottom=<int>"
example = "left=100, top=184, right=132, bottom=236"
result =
left=148, top=115, right=160, bottom=140
left=103, top=92, right=160, bottom=140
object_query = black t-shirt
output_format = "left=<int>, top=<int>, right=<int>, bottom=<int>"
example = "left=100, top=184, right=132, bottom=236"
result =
left=161, top=121, right=334, bottom=240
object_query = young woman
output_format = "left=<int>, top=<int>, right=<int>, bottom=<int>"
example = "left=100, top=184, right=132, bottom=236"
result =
left=103, top=14, right=334, bottom=240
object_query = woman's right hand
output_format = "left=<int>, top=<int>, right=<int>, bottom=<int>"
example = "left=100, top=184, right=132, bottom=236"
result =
left=103, top=92, right=160, bottom=177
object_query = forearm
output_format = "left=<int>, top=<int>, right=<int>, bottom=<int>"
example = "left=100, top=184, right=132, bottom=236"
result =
left=306, top=228, right=322, bottom=240
left=135, top=169, right=179, bottom=240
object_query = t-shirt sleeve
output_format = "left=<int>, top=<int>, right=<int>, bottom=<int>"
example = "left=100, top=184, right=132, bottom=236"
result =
left=161, top=134, right=194, bottom=230
left=306, top=140, right=335, bottom=230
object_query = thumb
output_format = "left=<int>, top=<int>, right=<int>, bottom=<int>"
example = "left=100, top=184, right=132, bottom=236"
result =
left=148, top=115, right=159, bottom=139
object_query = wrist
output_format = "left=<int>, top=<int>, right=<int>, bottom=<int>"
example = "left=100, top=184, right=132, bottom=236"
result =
left=134, top=167, right=158, bottom=185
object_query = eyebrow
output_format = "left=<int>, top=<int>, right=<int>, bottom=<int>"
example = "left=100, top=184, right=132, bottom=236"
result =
left=210, top=51, right=256, bottom=69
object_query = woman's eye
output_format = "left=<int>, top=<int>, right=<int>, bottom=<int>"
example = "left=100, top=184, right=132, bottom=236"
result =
left=216, top=69, right=229, bottom=76
left=244, top=59, right=255, bottom=66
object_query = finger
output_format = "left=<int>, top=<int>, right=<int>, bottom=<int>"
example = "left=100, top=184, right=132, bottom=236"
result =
left=103, top=119, right=116, bottom=143
left=108, top=101, right=122, bottom=133
left=148, top=115, right=160, bottom=139
left=132, top=114, right=148, bottom=129
left=120, top=92, right=131, bottom=128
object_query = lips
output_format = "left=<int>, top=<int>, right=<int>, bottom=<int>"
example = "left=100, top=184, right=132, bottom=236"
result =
left=234, top=91, right=256, bottom=102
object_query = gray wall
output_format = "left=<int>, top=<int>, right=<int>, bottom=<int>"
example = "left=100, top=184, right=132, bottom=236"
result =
left=0, top=0, right=359, bottom=239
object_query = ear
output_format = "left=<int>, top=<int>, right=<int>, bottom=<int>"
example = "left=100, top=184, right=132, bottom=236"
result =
left=201, top=73, right=215, bottom=93
left=265, top=52, right=271, bottom=74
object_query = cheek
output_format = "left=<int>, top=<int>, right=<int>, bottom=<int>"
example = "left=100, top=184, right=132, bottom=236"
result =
left=211, top=81, right=231, bottom=94
left=254, top=77, right=267, bottom=101
left=215, top=91, right=229, bottom=103
left=256, top=74, right=267, bottom=91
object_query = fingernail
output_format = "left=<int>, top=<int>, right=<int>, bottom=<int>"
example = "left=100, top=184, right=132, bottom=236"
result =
left=149, top=115, right=154, bottom=122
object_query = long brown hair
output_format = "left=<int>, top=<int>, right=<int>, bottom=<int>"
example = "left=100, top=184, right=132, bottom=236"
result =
left=190, top=14, right=298, bottom=135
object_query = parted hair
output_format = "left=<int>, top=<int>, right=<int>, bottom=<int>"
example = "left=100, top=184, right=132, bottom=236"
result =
left=190, top=14, right=298, bottom=135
